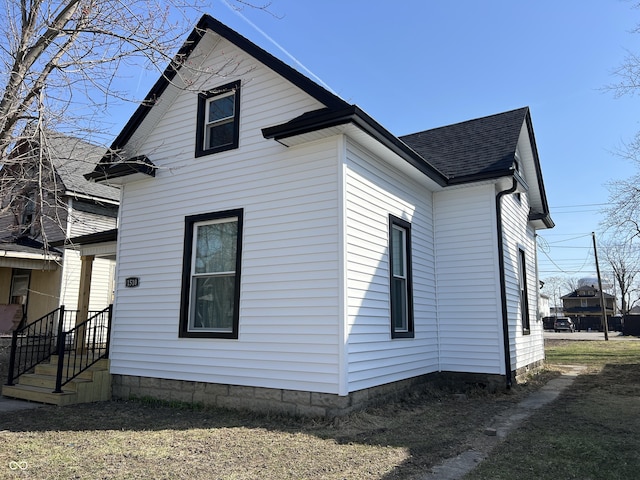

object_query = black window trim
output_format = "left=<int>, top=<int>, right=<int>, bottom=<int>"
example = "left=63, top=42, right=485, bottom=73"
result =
left=179, top=208, right=243, bottom=339
left=195, top=80, right=241, bottom=158
left=518, top=247, right=531, bottom=335
left=389, top=214, right=415, bottom=339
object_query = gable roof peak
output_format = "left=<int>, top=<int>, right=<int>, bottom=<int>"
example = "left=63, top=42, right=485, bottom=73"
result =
left=106, top=13, right=349, bottom=155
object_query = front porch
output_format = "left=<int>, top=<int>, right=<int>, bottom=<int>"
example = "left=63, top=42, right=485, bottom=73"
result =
left=2, top=229, right=120, bottom=405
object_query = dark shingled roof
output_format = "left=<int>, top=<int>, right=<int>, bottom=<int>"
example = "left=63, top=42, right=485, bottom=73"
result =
left=0, top=236, right=62, bottom=255
left=47, top=134, right=119, bottom=202
left=400, top=107, right=529, bottom=183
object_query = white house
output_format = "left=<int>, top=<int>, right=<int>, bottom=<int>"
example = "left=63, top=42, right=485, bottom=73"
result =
left=85, top=15, right=554, bottom=417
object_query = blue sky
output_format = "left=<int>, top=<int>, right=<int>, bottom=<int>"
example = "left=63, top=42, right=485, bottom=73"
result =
left=108, top=0, right=640, bottom=283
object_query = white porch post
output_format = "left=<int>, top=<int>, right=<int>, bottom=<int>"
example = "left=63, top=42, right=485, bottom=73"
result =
left=75, top=254, right=94, bottom=353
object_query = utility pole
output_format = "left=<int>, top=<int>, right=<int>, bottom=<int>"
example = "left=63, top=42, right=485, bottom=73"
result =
left=592, top=232, right=609, bottom=341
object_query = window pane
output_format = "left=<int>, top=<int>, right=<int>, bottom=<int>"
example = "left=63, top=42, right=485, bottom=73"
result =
left=392, top=277, right=407, bottom=331
left=392, top=227, right=405, bottom=277
left=190, top=275, right=235, bottom=331
left=195, top=220, right=237, bottom=274
left=208, top=94, right=235, bottom=123
left=207, top=121, right=234, bottom=149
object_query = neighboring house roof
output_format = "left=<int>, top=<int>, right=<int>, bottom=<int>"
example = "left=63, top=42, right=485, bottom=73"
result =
left=46, top=134, right=119, bottom=203
left=51, top=228, right=118, bottom=247
left=0, top=236, right=61, bottom=261
left=562, top=290, right=616, bottom=299
left=85, top=14, right=553, bottom=228
left=0, top=133, right=119, bottom=254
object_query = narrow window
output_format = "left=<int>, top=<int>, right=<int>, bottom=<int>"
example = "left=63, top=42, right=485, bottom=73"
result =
left=389, top=215, right=414, bottom=338
left=195, top=80, right=241, bottom=157
left=179, top=209, right=243, bottom=338
left=518, top=248, right=531, bottom=334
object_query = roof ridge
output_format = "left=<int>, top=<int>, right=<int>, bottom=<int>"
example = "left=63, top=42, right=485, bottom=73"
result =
left=400, top=106, right=529, bottom=138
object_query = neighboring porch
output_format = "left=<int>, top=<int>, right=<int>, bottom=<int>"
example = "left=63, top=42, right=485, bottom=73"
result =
left=2, top=305, right=112, bottom=405
left=2, top=230, right=118, bottom=405
left=0, top=237, right=62, bottom=328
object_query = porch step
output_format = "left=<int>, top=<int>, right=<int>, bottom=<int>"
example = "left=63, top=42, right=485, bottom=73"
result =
left=1, top=384, right=77, bottom=406
left=2, top=357, right=111, bottom=406
left=36, top=357, right=109, bottom=379
left=18, top=373, right=91, bottom=391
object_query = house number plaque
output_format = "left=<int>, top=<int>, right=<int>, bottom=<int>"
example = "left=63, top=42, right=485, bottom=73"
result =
left=125, top=277, right=140, bottom=288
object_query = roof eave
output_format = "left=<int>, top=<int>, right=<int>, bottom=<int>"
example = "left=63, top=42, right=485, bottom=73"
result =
left=262, top=106, right=449, bottom=187
left=84, top=155, right=156, bottom=185
left=446, top=169, right=514, bottom=186
left=529, top=211, right=555, bottom=229
left=51, top=228, right=118, bottom=248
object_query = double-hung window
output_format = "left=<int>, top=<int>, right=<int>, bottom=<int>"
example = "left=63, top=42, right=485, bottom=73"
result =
left=389, top=215, right=414, bottom=338
left=518, top=248, right=531, bottom=334
left=196, top=80, right=241, bottom=157
left=179, top=209, right=243, bottom=338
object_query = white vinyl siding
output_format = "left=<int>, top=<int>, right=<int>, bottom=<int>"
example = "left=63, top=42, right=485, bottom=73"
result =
left=68, top=204, right=117, bottom=238
left=433, top=184, right=503, bottom=374
left=59, top=250, right=115, bottom=312
left=501, top=189, right=543, bottom=370
left=110, top=34, right=344, bottom=393
left=344, top=140, right=438, bottom=392
left=108, top=27, right=549, bottom=396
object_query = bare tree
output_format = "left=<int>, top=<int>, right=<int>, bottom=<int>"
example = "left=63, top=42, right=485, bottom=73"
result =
left=603, top=133, right=640, bottom=239
left=604, top=2, right=640, bottom=237
left=540, top=275, right=565, bottom=313
left=563, top=277, right=582, bottom=294
left=601, top=239, right=640, bottom=315
left=0, top=0, right=269, bottom=244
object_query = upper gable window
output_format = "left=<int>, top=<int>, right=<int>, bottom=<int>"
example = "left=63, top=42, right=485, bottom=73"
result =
left=196, top=80, right=241, bottom=157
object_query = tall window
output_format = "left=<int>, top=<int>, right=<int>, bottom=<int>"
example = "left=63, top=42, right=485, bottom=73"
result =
left=518, top=248, right=531, bottom=334
left=195, top=80, right=241, bottom=157
left=179, top=209, right=243, bottom=338
left=389, top=215, right=414, bottom=338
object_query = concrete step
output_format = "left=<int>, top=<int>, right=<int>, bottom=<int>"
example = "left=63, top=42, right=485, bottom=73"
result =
left=1, top=384, right=77, bottom=406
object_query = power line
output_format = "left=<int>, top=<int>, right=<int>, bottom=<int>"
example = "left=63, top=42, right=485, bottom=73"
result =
left=549, top=203, right=608, bottom=209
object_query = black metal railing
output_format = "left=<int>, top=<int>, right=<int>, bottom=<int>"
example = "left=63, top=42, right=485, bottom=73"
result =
left=5, top=305, right=112, bottom=391
left=54, top=305, right=112, bottom=393
left=5, top=306, right=64, bottom=386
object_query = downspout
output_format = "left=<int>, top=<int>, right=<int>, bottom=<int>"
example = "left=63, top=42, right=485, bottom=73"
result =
left=496, top=176, right=518, bottom=389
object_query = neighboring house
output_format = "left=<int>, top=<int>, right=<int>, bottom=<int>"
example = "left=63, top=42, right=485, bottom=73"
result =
left=561, top=284, right=616, bottom=330
left=0, top=133, right=119, bottom=328
left=539, top=294, right=550, bottom=319
left=85, top=15, right=554, bottom=416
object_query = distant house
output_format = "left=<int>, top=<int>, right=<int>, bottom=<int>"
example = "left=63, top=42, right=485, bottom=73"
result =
left=84, top=15, right=554, bottom=416
left=0, top=133, right=119, bottom=328
left=562, top=284, right=616, bottom=331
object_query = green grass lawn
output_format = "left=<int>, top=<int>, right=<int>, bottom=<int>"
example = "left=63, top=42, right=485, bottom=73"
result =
left=463, top=339, right=640, bottom=480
